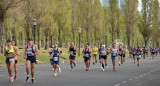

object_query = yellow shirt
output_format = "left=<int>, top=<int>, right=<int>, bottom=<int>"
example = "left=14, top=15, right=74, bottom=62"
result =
left=92, top=47, right=98, bottom=54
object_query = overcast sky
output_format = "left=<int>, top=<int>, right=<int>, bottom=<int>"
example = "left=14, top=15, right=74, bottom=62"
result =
left=138, top=0, right=160, bottom=12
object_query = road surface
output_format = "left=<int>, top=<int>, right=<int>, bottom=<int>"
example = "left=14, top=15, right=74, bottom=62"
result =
left=0, top=56, right=160, bottom=86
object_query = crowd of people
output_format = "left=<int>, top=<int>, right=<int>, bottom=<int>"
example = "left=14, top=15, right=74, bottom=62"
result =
left=3, top=38, right=160, bottom=84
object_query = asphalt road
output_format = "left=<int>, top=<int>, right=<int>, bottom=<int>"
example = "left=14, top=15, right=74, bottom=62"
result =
left=0, top=55, right=160, bottom=86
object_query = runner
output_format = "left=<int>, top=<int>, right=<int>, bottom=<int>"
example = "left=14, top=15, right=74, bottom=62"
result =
left=82, top=44, right=92, bottom=71
left=155, top=47, right=159, bottom=56
left=49, top=45, right=54, bottom=71
left=146, top=47, right=149, bottom=56
left=143, top=47, right=146, bottom=59
left=122, top=46, right=126, bottom=63
left=52, top=43, right=62, bottom=76
left=150, top=47, right=155, bottom=59
left=132, top=46, right=137, bottom=63
left=98, top=43, right=103, bottom=68
left=11, top=40, right=19, bottom=80
left=136, top=46, right=142, bottom=66
left=4, top=39, right=18, bottom=83
left=24, top=38, right=39, bottom=83
left=92, top=44, right=98, bottom=65
left=100, top=45, right=108, bottom=71
left=68, top=42, right=77, bottom=71
left=110, top=43, right=118, bottom=71
left=118, top=44, right=123, bottom=65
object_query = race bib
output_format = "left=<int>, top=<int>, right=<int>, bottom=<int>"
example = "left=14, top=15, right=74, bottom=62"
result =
left=70, top=51, right=74, bottom=55
left=54, top=57, right=58, bottom=61
left=85, top=54, right=89, bottom=57
left=93, top=49, right=96, bottom=52
left=101, top=51, right=106, bottom=56
left=119, top=51, right=122, bottom=55
left=9, top=58, right=15, bottom=62
left=112, top=53, right=117, bottom=56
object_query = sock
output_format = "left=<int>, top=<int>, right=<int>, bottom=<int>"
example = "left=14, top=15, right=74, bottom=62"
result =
left=27, top=75, right=29, bottom=77
left=102, top=64, right=104, bottom=69
left=105, top=64, right=107, bottom=66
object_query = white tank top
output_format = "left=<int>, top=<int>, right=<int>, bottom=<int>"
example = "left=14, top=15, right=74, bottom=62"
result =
left=112, top=48, right=117, bottom=56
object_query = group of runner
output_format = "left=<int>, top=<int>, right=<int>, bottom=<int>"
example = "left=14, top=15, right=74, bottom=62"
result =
left=3, top=38, right=160, bottom=84
left=129, top=46, right=159, bottom=66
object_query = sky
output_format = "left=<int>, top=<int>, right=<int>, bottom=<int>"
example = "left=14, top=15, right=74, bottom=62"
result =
left=138, top=0, right=160, bottom=12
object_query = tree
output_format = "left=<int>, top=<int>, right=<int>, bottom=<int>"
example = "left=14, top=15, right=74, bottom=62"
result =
left=138, top=0, right=153, bottom=47
left=123, top=0, right=138, bottom=48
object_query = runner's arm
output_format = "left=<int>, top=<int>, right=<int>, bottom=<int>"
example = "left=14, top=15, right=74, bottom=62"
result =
left=34, top=45, right=39, bottom=55
left=4, top=48, right=6, bottom=56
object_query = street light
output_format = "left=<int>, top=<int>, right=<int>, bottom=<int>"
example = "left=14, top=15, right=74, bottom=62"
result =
left=33, top=19, right=37, bottom=44
left=105, top=32, right=108, bottom=48
left=78, top=28, right=81, bottom=56
left=124, top=30, right=126, bottom=46
left=137, top=34, right=139, bottom=47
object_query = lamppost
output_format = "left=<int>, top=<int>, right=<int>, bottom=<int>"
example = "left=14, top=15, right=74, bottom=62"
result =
left=145, top=37, right=147, bottom=47
left=105, top=32, right=108, bottom=48
left=137, top=34, right=139, bottom=47
left=152, top=36, right=154, bottom=47
left=78, top=28, right=81, bottom=56
left=124, top=30, right=126, bottom=46
left=33, top=19, right=37, bottom=44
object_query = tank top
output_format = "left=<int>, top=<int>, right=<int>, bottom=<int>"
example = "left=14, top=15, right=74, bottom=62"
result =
left=101, top=48, right=107, bottom=56
left=14, top=50, right=18, bottom=60
left=6, top=46, right=14, bottom=54
left=137, top=48, right=141, bottom=55
left=53, top=48, right=59, bottom=57
left=119, top=48, right=122, bottom=55
left=70, top=47, right=76, bottom=56
left=151, top=49, right=155, bottom=53
left=84, top=48, right=90, bottom=57
left=53, top=48, right=59, bottom=61
left=27, top=45, right=35, bottom=58
left=111, top=48, right=117, bottom=57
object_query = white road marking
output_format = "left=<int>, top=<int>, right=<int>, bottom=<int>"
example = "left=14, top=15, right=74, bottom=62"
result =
left=139, top=75, right=143, bottom=77
left=122, top=81, right=127, bottom=83
left=129, top=79, right=133, bottom=81
left=114, top=84, right=121, bottom=86
left=143, top=74, right=146, bottom=76
left=134, top=77, right=138, bottom=79
left=147, top=72, right=150, bottom=75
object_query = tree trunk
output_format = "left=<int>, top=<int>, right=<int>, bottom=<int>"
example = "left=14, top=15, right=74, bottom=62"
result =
left=37, top=27, right=40, bottom=50
left=45, top=28, right=49, bottom=50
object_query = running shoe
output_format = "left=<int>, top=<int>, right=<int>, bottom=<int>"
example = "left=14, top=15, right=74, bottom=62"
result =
left=102, top=68, right=105, bottom=71
left=105, top=66, right=108, bottom=69
left=26, top=76, right=30, bottom=81
left=58, top=67, right=61, bottom=73
left=14, top=76, right=17, bottom=80
left=54, top=73, right=57, bottom=76
left=10, top=77, right=14, bottom=83
left=32, top=78, right=35, bottom=83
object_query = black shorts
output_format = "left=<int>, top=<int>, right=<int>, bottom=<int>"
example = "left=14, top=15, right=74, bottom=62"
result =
left=118, top=54, right=122, bottom=56
left=69, top=55, right=76, bottom=60
left=6, top=57, right=15, bottom=64
left=122, top=54, right=125, bottom=57
left=152, top=52, right=155, bottom=55
left=26, top=59, right=36, bottom=63
left=50, top=59, right=53, bottom=61
left=15, top=60, right=18, bottom=64
left=101, top=55, right=107, bottom=59
left=84, top=56, right=90, bottom=62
